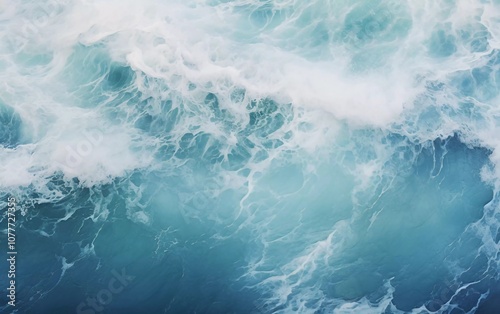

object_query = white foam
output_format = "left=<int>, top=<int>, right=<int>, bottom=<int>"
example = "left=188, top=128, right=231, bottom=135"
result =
left=1, top=1, right=500, bottom=312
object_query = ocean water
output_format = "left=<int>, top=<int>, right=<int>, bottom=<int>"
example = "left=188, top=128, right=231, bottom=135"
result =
left=0, top=0, right=500, bottom=313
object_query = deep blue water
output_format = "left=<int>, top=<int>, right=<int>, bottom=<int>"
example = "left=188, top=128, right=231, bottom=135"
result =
left=1, top=1, right=500, bottom=313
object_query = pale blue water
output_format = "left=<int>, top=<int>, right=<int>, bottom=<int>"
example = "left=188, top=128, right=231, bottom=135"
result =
left=0, top=1, right=500, bottom=313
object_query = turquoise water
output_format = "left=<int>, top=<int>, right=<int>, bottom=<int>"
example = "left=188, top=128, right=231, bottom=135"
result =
left=1, top=0, right=500, bottom=313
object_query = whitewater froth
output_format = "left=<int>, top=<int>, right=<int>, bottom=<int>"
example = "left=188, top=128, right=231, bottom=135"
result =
left=0, top=0, right=499, bottom=313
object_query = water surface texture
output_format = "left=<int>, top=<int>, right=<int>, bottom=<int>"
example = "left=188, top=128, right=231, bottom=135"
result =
left=1, top=0, right=500, bottom=313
